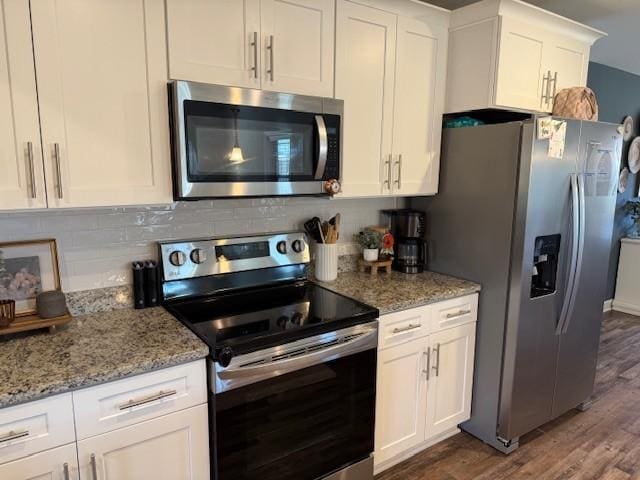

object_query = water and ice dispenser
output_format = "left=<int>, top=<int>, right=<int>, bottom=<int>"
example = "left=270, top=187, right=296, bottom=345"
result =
left=531, top=234, right=561, bottom=298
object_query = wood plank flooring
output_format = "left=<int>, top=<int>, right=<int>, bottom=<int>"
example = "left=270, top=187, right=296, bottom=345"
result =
left=376, top=311, right=640, bottom=480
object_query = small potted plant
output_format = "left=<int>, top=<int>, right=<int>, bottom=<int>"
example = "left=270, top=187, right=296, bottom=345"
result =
left=624, top=200, right=640, bottom=238
left=354, top=230, right=381, bottom=262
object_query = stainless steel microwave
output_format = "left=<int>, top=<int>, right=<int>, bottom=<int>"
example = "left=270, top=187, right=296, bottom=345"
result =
left=169, top=81, right=343, bottom=199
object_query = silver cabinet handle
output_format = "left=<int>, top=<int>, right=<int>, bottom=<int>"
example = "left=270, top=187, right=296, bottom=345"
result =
left=423, top=348, right=431, bottom=381
left=250, top=32, right=258, bottom=79
left=392, top=323, right=420, bottom=334
left=541, top=71, right=549, bottom=105
left=90, top=454, right=98, bottom=480
left=0, top=429, right=29, bottom=443
left=446, top=309, right=471, bottom=319
left=432, top=343, right=441, bottom=377
left=266, top=35, right=274, bottom=81
left=551, top=71, right=558, bottom=101
left=118, top=389, right=177, bottom=410
left=383, top=156, right=391, bottom=189
left=394, top=154, right=402, bottom=189
left=53, top=143, right=63, bottom=199
left=26, top=141, right=36, bottom=199
left=63, top=463, right=70, bottom=480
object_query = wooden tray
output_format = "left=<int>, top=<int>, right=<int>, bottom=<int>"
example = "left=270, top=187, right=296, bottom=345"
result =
left=358, top=256, right=393, bottom=275
left=0, top=311, right=72, bottom=336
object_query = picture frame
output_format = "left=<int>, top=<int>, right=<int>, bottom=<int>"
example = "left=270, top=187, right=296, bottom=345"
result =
left=0, top=239, right=61, bottom=316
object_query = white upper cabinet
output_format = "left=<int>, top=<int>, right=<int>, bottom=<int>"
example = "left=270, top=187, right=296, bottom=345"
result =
left=166, top=0, right=261, bottom=88
left=493, top=17, right=547, bottom=112
left=261, top=0, right=335, bottom=97
left=336, top=0, right=449, bottom=198
left=31, top=0, right=172, bottom=208
left=446, top=0, right=604, bottom=114
left=0, top=0, right=46, bottom=210
left=392, top=17, right=447, bottom=196
left=335, top=0, right=397, bottom=197
left=167, top=0, right=334, bottom=97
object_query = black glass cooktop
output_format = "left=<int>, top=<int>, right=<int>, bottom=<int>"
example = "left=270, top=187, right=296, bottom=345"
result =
left=165, top=281, right=378, bottom=360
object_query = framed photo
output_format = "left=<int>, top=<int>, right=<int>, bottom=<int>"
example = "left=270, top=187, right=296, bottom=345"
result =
left=0, top=239, right=61, bottom=316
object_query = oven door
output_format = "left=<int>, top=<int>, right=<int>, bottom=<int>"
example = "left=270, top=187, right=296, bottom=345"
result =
left=212, top=324, right=377, bottom=480
left=171, top=81, right=342, bottom=199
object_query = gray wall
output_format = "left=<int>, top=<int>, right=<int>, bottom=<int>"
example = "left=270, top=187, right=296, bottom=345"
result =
left=587, top=62, right=640, bottom=299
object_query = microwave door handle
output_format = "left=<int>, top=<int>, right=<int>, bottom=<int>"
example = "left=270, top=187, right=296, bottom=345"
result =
left=314, top=115, right=328, bottom=180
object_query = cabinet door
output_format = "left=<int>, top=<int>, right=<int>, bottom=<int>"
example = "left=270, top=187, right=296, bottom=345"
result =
left=425, top=323, right=476, bottom=439
left=335, top=0, right=396, bottom=197
left=166, top=0, right=260, bottom=88
left=260, top=0, right=334, bottom=97
left=391, top=17, right=447, bottom=196
left=78, top=404, right=209, bottom=480
left=0, top=443, right=78, bottom=480
left=0, top=0, right=46, bottom=210
left=544, top=34, right=590, bottom=111
left=494, top=17, right=547, bottom=112
left=31, top=0, right=172, bottom=208
left=375, top=337, right=428, bottom=466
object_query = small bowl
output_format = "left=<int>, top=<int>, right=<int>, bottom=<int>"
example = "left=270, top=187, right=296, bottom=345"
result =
left=0, top=300, right=16, bottom=328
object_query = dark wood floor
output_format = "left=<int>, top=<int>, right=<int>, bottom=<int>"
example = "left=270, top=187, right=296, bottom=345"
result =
left=376, top=311, right=640, bottom=480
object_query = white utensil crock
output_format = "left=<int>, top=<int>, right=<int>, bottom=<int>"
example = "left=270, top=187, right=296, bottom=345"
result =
left=315, top=243, right=338, bottom=282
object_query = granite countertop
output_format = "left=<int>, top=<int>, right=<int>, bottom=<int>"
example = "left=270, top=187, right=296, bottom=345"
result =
left=316, top=271, right=481, bottom=315
left=0, top=308, right=209, bottom=409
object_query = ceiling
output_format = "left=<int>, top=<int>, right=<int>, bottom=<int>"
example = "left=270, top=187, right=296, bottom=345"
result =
left=424, top=0, right=640, bottom=76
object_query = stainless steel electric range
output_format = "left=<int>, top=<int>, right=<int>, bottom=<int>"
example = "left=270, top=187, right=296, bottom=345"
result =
left=159, top=232, right=379, bottom=480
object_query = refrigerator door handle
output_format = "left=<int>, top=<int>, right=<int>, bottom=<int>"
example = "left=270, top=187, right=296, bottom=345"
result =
left=556, top=173, right=581, bottom=335
left=562, top=174, right=586, bottom=334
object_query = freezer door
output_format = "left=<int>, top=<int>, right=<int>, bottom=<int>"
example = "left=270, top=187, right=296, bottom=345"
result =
left=498, top=119, right=582, bottom=441
left=552, top=122, right=622, bottom=417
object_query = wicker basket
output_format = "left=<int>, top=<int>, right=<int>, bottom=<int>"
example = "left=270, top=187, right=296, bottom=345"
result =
left=0, top=300, right=16, bottom=328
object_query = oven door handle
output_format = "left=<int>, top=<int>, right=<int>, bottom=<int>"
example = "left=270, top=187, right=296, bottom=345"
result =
left=218, top=326, right=377, bottom=381
left=313, top=115, right=328, bottom=180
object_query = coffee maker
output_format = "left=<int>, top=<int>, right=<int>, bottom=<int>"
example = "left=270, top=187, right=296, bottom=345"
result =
left=383, top=209, right=427, bottom=274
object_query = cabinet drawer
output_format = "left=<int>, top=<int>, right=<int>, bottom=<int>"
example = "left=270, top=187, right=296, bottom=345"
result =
left=378, top=306, right=429, bottom=350
left=0, top=393, right=75, bottom=465
left=73, top=360, right=207, bottom=440
left=431, top=294, right=478, bottom=332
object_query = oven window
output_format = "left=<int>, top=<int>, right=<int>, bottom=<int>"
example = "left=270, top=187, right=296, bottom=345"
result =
left=184, top=100, right=316, bottom=182
left=214, top=349, right=376, bottom=480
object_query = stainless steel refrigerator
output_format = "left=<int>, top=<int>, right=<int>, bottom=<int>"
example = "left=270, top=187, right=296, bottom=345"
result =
left=412, top=118, right=622, bottom=453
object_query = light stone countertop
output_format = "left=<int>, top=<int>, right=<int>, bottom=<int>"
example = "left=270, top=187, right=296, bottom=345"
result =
left=0, top=307, right=209, bottom=409
left=316, top=270, right=481, bottom=315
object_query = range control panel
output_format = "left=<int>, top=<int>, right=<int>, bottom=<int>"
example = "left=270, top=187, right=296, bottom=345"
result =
left=159, top=232, right=310, bottom=281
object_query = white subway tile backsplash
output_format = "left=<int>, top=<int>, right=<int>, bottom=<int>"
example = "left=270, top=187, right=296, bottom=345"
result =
left=0, top=197, right=402, bottom=292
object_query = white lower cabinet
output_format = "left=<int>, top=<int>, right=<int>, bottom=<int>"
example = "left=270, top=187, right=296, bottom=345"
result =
left=425, top=323, right=476, bottom=439
left=0, top=443, right=78, bottom=480
left=374, top=295, right=478, bottom=473
left=375, top=337, right=428, bottom=465
left=0, top=360, right=209, bottom=480
left=77, top=404, right=209, bottom=480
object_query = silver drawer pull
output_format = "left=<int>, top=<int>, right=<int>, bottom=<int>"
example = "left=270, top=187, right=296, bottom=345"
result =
left=118, top=389, right=177, bottom=410
left=446, top=309, right=471, bottom=319
left=90, top=454, right=98, bottom=480
left=0, top=429, right=30, bottom=443
left=392, top=324, right=421, bottom=334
